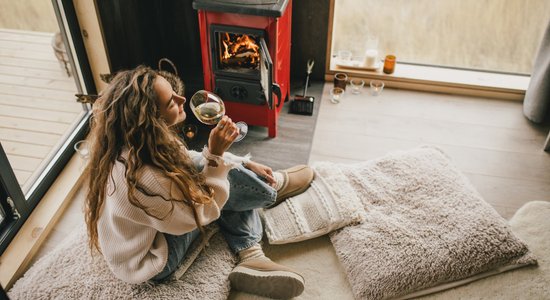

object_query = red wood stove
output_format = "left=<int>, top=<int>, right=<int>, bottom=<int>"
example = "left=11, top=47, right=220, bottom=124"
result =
left=193, top=0, right=292, bottom=137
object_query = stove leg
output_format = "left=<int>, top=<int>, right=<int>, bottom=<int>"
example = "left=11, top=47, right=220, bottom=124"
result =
left=268, top=126, right=277, bottom=138
left=268, top=115, right=277, bottom=138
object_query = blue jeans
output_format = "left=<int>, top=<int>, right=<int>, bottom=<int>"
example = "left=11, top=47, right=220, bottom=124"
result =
left=152, top=164, right=277, bottom=281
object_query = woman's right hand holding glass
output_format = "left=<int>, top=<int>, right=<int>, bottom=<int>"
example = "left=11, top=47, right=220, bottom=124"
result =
left=208, top=116, right=239, bottom=156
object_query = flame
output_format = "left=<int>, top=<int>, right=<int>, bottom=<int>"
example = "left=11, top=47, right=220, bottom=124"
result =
left=222, top=33, right=231, bottom=60
left=220, top=32, right=260, bottom=68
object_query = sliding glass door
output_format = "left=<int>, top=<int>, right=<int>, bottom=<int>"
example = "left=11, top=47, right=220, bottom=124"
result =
left=0, top=0, right=95, bottom=255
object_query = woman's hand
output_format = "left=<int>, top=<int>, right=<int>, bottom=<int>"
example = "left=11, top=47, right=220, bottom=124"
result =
left=245, top=161, right=276, bottom=187
left=208, top=116, right=239, bottom=156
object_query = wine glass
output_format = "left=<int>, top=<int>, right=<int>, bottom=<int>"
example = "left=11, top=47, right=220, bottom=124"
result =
left=189, top=90, right=248, bottom=142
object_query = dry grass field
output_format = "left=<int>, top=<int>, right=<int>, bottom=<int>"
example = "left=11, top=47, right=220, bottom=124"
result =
left=0, top=0, right=58, bottom=32
left=3, top=0, right=549, bottom=74
left=333, top=0, right=550, bottom=74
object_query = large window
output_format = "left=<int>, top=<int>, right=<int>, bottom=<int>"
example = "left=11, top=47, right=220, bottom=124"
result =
left=330, top=0, right=550, bottom=77
left=0, top=0, right=94, bottom=255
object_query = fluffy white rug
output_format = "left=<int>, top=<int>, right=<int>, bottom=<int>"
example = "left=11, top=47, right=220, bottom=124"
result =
left=8, top=146, right=547, bottom=300
left=326, top=147, right=537, bottom=299
left=8, top=226, right=236, bottom=299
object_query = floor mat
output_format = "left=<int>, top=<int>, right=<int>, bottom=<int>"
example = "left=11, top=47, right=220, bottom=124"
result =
left=8, top=227, right=236, bottom=300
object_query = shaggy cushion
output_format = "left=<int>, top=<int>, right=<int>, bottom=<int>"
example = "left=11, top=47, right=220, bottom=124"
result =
left=325, top=147, right=537, bottom=299
left=421, top=200, right=550, bottom=299
left=8, top=225, right=236, bottom=300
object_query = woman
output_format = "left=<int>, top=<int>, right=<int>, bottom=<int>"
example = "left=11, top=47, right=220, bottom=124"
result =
left=84, top=65, right=313, bottom=299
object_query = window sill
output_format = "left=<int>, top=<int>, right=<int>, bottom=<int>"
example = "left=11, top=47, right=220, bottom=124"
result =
left=326, top=61, right=529, bottom=100
left=0, top=153, right=86, bottom=290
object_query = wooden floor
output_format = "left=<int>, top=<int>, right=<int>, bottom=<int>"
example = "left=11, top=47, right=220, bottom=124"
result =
left=310, top=84, right=550, bottom=220
left=0, top=29, right=81, bottom=191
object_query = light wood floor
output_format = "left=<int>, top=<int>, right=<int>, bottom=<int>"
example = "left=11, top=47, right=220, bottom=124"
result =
left=0, top=29, right=81, bottom=191
left=310, top=84, right=550, bottom=220
left=32, top=82, right=550, bottom=277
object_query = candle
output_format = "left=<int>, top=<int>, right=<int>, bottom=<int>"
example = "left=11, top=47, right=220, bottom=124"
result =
left=182, top=124, right=197, bottom=140
left=74, top=140, right=90, bottom=160
left=364, top=49, right=378, bottom=68
left=80, top=149, right=89, bottom=158
left=330, top=87, right=344, bottom=104
left=370, top=80, right=385, bottom=96
left=383, top=55, right=396, bottom=74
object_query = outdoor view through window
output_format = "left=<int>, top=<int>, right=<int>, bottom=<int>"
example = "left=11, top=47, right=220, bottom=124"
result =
left=332, top=0, right=550, bottom=74
left=0, top=0, right=84, bottom=194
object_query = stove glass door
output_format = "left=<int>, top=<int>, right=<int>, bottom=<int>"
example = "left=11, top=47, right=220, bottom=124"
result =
left=259, top=38, right=273, bottom=109
left=216, top=30, right=261, bottom=77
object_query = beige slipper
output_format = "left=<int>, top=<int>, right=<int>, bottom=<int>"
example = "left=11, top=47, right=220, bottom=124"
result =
left=270, top=165, right=314, bottom=207
left=229, top=257, right=305, bottom=299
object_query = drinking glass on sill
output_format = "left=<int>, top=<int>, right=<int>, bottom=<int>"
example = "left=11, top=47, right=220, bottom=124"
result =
left=190, top=90, right=248, bottom=142
left=338, top=50, right=352, bottom=63
left=74, top=140, right=90, bottom=160
left=350, top=79, right=365, bottom=94
left=330, top=87, right=345, bottom=104
left=370, top=80, right=385, bottom=96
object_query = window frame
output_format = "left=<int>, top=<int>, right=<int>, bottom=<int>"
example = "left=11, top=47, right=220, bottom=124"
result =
left=325, top=0, right=531, bottom=100
left=0, top=0, right=96, bottom=255
left=0, top=178, right=13, bottom=229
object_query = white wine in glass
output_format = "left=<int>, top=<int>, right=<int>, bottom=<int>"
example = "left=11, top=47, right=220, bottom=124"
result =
left=190, top=90, right=248, bottom=142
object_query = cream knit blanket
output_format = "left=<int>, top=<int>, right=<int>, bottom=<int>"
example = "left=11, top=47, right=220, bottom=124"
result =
left=263, top=163, right=366, bottom=244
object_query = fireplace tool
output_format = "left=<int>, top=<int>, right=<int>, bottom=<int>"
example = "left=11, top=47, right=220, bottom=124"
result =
left=289, top=59, right=315, bottom=115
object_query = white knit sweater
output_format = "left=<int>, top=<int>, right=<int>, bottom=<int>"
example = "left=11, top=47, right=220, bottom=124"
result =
left=97, top=150, right=232, bottom=284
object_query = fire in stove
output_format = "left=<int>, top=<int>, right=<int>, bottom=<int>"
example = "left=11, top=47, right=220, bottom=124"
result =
left=219, top=32, right=260, bottom=70
left=195, top=0, right=291, bottom=138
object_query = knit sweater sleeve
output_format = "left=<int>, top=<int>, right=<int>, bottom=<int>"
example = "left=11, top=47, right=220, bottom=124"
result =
left=136, top=160, right=232, bottom=235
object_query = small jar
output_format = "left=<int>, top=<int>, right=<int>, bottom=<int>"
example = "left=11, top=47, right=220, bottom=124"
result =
left=333, top=73, right=348, bottom=91
left=383, top=55, right=396, bottom=74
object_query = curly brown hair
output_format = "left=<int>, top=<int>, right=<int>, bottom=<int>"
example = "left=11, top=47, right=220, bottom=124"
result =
left=84, top=65, right=212, bottom=253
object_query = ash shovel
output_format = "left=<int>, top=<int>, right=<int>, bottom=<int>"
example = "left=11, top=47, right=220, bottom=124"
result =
left=289, top=59, right=315, bottom=115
